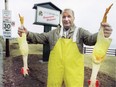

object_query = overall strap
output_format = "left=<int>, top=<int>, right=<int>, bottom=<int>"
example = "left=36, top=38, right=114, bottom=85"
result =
left=73, top=27, right=78, bottom=42
left=59, top=27, right=63, bottom=38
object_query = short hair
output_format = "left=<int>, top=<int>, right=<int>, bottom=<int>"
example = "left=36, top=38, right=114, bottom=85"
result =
left=63, top=9, right=75, bottom=17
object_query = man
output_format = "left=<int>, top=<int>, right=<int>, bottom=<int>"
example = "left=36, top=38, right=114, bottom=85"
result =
left=18, top=9, right=112, bottom=87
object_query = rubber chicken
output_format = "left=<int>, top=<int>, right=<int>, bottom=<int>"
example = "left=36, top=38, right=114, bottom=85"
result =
left=18, top=14, right=29, bottom=76
left=89, top=4, right=113, bottom=87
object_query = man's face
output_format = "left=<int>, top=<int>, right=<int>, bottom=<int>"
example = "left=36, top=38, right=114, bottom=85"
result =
left=62, top=10, right=75, bottom=30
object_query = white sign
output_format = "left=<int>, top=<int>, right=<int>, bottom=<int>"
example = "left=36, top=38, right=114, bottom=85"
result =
left=36, top=6, right=60, bottom=25
left=2, top=10, right=12, bottom=39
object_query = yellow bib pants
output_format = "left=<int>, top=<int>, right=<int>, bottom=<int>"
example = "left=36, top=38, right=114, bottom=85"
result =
left=47, top=38, right=84, bottom=87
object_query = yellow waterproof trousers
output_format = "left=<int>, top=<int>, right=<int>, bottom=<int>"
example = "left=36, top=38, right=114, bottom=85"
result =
left=47, top=38, right=84, bottom=87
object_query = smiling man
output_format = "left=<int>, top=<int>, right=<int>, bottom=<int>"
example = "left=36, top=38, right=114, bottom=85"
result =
left=18, top=8, right=112, bottom=87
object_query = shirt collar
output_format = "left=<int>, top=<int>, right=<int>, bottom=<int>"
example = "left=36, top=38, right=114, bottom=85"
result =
left=59, top=24, right=76, bottom=37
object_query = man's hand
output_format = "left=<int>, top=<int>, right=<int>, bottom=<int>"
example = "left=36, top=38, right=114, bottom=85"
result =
left=18, top=26, right=28, bottom=37
left=101, top=23, right=112, bottom=38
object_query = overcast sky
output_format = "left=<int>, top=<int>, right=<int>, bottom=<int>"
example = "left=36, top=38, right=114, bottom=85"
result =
left=0, top=0, right=116, bottom=48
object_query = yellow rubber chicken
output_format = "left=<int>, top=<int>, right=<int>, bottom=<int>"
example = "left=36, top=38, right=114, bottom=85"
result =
left=89, top=4, right=113, bottom=87
left=92, top=4, right=113, bottom=64
left=18, top=14, right=29, bottom=76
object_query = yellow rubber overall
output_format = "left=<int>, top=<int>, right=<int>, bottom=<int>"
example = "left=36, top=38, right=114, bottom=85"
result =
left=47, top=37, right=84, bottom=87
